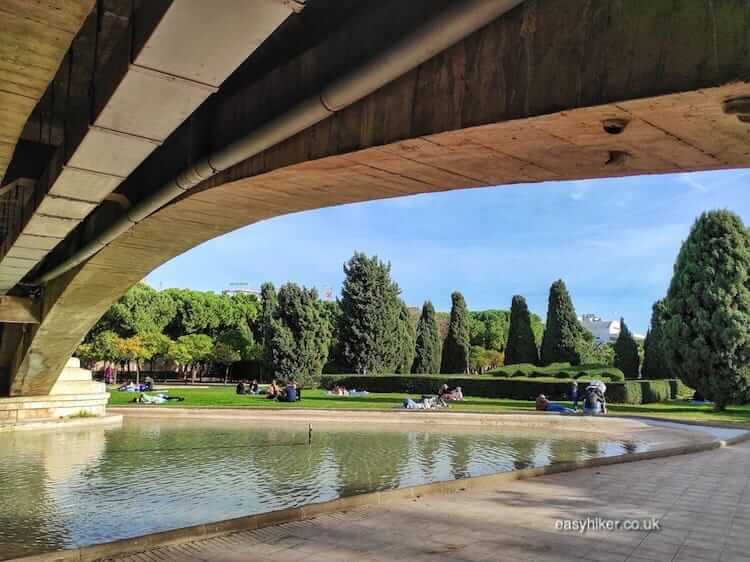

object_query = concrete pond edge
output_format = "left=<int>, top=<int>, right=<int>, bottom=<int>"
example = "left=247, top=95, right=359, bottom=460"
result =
left=10, top=422, right=750, bottom=562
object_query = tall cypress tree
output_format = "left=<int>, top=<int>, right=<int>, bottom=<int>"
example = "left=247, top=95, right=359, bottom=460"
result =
left=613, top=317, right=640, bottom=379
left=259, top=282, right=277, bottom=372
left=641, top=299, right=671, bottom=379
left=266, top=283, right=330, bottom=386
left=663, top=210, right=750, bottom=410
left=412, top=301, right=442, bottom=374
left=504, top=295, right=539, bottom=365
left=540, top=279, right=583, bottom=366
left=441, top=292, right=471, bottom=374
left=338, top=252, right=402, bottom=374
left=394, top=301, right=416, bottom=374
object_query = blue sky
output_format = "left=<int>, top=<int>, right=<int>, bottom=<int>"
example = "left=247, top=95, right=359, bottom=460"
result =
left=146, top=169, right=750, bottom=334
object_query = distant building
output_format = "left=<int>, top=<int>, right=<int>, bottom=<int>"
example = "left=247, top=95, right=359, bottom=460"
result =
left=579, top=314, right=646, bottom=344
left=222, top=288, right=260, bottom=296
left=580, top=314, right=621, bottom=344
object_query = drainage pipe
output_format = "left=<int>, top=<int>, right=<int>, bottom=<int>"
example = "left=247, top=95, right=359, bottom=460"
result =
left=36, top=0, right=525, bottom=283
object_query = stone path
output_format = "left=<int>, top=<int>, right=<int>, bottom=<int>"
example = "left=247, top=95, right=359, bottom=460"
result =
left=100, top=441, right=750, bottom=562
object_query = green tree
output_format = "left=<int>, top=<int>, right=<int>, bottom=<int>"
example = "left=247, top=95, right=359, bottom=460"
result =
left=394, top=301, right=416, bottom=374
left=641, top=299, right=671, bottom=379
left=163, top=289, right=255, bottom=339
left=212, top=342, right=242, bottom=383
left=75, top=343, right=96, bottom=369
left=114, top=335, right=150, bottom=384
left=139, top=331, right=173, bottom=371
left=216, top=325, right=256, bottom=361
left=412, top=301, right=442, bottom=374
left=267, top=283, right=330, bottom=385
left=338, top=252, right=402, bottom=374
left=468, top=345, right=491, bottom=374
left=89, top=330, right=122, bottom=368
left=540, top=279, right=584, bottom=366
left=613, top=318, right=640, bottom=379
left=578, top=339, right=615, bottom=366
left=90, top=283, right=176, bottom=338
left=259, top=282, right=278, bottom=371
left=504, top=295, right=539, bottom=365
left=441, top=292, right=471, bottom=374
left=663, top=210, right=750, bottom=410
left=468, top=310, right=510, bottom=351
left=319, top=299, right=343, bottom=370
left=168, top=334, right=214, bottom=382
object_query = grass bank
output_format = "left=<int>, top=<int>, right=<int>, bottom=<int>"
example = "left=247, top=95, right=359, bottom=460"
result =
left=108, top=386, right=750, bottom=428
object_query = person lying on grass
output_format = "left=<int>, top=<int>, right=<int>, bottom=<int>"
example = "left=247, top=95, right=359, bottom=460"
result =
left=327, top=385, right=369, bottom=397
left=535, top=394, right=576, bottom=415
left=132, top=392, right=184, bottom=404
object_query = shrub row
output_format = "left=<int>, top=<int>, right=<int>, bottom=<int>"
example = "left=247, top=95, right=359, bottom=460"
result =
left=319, top=374, right=679, bottom=405
left=490, top=362, right=625, bottom=382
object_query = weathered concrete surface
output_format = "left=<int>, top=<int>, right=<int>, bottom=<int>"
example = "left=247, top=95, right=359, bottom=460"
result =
left=0, top=0, right=94, bottom=182
left=4, top=0, right=750, bottom=395
left=9, top=81, right=750, bottom=397
left=80, top=436, right=750, bottom=562
left=0, top=358, right=107, bottom=423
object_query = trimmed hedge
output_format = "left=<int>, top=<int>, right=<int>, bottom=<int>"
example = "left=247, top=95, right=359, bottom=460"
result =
left=319, top=374, right=679, bottom=405
left=490, top=362, right=625, bottom=382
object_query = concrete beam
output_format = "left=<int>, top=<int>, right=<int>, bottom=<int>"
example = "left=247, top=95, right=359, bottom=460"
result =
left=9, top=81, right=750, bottom=397
left=6, top=0, right=750, bottom=396
left=0, top=296, right=40, bottom=324
left=0, top=0, right=302, bottom=295
left=0, top=0, right=95, bottom=182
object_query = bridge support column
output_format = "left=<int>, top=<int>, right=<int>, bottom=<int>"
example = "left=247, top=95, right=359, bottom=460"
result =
left=0, top=358, right=109, bottom=428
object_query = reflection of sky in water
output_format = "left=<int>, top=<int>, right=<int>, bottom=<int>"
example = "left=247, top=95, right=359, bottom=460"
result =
left=0, top=419, right=648, bottom=560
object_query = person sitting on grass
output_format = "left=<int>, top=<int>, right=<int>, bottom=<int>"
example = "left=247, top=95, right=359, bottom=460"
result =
left=439, top=384, right=464, bottom=402
left=249, top=379, right=259, bottom=395
left=278, top=380, right=300, bottom=402
left=329, top=384, right=349, bottom=396
left=266, top=379, right=281, bottom=399
left=236, top=381, right=247, bottom=395
left=535, top=394, right=576, bottom=415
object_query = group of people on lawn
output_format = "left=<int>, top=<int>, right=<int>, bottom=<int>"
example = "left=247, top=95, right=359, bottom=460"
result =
left=535, top=380, right=607, bottom=416
left=174, top=375, right=607, bottom=414
left=402, top=384, right=465, bottom=409
left=236, top=379, right=301, bottom=402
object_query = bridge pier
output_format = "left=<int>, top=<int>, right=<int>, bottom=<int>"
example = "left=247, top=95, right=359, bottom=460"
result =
left=0, top=358, right=109, bottom=428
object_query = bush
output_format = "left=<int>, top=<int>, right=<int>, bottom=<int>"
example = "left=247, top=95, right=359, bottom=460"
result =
left=491, top=362, right=625, bottom=382
left=318, top=374, right=678, bottom=404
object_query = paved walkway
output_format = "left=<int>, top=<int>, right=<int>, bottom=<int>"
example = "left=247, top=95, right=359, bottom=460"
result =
left=101, top=441, right=750, bottom=562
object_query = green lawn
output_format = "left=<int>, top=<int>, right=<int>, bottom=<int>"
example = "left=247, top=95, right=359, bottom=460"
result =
left=107, top=386, right=750, bottom=428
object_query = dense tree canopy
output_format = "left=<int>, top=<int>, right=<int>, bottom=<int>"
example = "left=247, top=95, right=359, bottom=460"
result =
left=504, top=295, right=539, bottom=365
left=92, top=283, right=176, bottom=338
left=338, top=253, right=403, bottom=374
left=412, top=301, right=442, bottom=374
left=641, top=299, right=672, bottom=379
left=613, top=318, right=640, bottom=379
left=266, top=283, right=330, bottom=385
left=540, top=279, right=584, bottom=366
left=394, top=302, right=416, bottom=374
left=663, top=210, right=750, bottom=410
left=441, top=292, right=471, bottom=374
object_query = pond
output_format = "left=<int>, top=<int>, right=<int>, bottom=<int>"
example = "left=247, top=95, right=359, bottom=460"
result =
left=0, top=417, right=647, bottom=560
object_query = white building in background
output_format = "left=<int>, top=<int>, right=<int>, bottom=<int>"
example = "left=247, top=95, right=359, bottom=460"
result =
left=579, top=314, right=646, bottom=344
left=580, top=314, right=620, bottom=344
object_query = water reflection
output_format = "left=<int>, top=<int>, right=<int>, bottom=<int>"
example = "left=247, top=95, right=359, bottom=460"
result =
left=0, top=418, right=647, bottom=560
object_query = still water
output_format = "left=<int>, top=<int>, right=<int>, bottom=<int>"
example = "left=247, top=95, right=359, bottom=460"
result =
left=0, top=418, right=646, bottom=559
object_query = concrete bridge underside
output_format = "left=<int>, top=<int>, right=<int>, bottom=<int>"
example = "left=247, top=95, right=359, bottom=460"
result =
left=1, top=0, right=750, bottom=398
